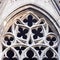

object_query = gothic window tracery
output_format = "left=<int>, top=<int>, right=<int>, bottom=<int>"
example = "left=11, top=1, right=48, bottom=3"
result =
left=1, top=8, right=59, bottom=60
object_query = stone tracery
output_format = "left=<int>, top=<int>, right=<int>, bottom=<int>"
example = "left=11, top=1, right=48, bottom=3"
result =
left=1, top=10, right=59, bottom=60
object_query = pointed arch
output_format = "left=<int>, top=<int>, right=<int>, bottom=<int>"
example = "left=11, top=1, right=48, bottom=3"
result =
left=0, top=4, right=60, bottom=60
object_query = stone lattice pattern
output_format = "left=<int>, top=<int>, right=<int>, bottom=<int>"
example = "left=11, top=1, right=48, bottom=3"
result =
left=1, top=11, right=59, bottom=60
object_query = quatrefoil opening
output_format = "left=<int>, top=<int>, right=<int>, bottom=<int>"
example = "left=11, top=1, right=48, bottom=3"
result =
left=17, top=27, right=29, bottom=39
left=15, top=25, right=29, bottom=41
left=32, top=26, right=44, bottom=40
left=22, top=12, right=39, bottom=27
